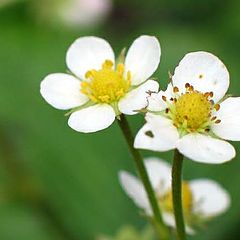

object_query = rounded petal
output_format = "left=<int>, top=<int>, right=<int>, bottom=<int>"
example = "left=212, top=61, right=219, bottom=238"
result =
left=162, top=213, right=195, bottom=235
left=66, top=36, right=115, bottom=79
left=118, top=80, right=159, bottom=115
left=172, top=52, right=229, bottom=103
left=119, top=171, right=151, bottom=213
left=162, top=213, right=175, bottom=229
left=212, top=97, right=240, bottom=141
left=177, top=133, right=235, bottom=164
left=125, top=35, right=161, bottom=85
left=134, top=114, right=179, bottom=152
left=40, top=73, right=88, bottom=110
left=190, top=179, right=230, bottom=218
left=144, top=157, right=171, bottom=196
left=147, top=83, right=174, bottom=112
left=68, top=104, right=115, bottom=133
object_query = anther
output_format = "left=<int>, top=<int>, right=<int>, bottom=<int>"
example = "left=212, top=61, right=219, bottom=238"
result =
left=204, top=92, right=210, bottom=98
left=102, top=59, right=114, bottom=69
left=173, top=86, right=179, bottom=93
left=211, top=116, right=217, bottom=121
left=185, top=83, right=190, bottom=88
left=215, top=119, right=221, bottom=124
left=162, top=95, right=167, bottom=101
left=214, top=104, right=220, bottom=111
left=189, top=85, right=194, bottom=92
left=210, top=100, right=214, bottom=105
left=85, top=71, right=92, bottom=79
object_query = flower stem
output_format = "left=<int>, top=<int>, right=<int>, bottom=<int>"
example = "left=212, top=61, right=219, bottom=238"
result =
left=117, top=115, right=169, bottom=240
left=172, top=150, right=186, bottom=240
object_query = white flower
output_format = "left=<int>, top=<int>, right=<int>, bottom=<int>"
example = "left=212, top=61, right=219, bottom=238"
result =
left=58, top=0, right=112, bottom=27
left=134, top=51, right=240, bottom=164
left=119, top=157, right=230, bottom=234
left=40, top=35, right=160, bottom=133
left=31, top=0, right=111, bottom=28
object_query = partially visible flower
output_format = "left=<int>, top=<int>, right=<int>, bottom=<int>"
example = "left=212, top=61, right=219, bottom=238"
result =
left=40, top=35, right=160, bottom=133
left=119, top=157, right=230, bottom=234
left=134, top=51, right=240, bottom=164
left=31, top=0, right=112, bottom=28
left=58, top=0, right=112, bottom=28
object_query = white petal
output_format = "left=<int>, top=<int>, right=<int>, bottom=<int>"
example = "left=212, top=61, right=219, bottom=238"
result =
left=125, top=35, right=161, bottom=85
left=118, top=80, right=159, bottom=115
left=40, top=73, right=88, bottom=110
left=162, top=213, right=195, bottom=235
left=134, top=114, right=179, bottom=152
left=144, top=157, right=171, bottom=196
left=162, top=213, right=175, bottom=229
left=66, top=36, right=115, bottom=79
left=190, top=179, right=230, bottom=218
left=119, top=171, right=151, bottom=213
left=68, top=104, right=115, bottom=133
left=147, top=83, right=174, bottom=112
left=172, top=51, right=229, bottom=103
left=177, top=133, right=235, bottom=164
left=212, top=97, right=240, bottom=141
left=186, top=226, right=195, bottom=235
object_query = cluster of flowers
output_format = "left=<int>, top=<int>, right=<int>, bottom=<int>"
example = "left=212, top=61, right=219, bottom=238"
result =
left=40, top=35, right=240, bottom=234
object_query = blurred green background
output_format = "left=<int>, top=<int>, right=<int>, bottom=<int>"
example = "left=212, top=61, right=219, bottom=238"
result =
left=0, top=0, right=240, bottom=239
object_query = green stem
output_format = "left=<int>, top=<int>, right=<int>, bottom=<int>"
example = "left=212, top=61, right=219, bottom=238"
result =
left=117, top=115, right=169, bottom=240
left=172, top=150, right=186, bottom=240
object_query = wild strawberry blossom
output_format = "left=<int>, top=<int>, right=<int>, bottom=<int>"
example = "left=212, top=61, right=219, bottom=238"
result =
left=119, top=157, right=230, bottom=234
left=40, top=35, right=160, bottom=133
left=134, top=52, right=240, bottom=164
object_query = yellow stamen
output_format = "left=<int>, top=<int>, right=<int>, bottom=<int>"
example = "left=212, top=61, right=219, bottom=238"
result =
left=162, top=83, right=221, bottom=133
left=81, top=60, right=131, bottom=104
left=161, top=182, right=193, bottom=214
left=173, top=91, right=211, bottom=131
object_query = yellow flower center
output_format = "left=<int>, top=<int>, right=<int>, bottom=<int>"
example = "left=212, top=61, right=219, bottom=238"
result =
left=162, top=84, right=221, bottom=133
left=160, top=182, right=193, bottom=215
left=81, top=60, right=131, bottom=104
left=174, top=91, right=211, bottom=131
